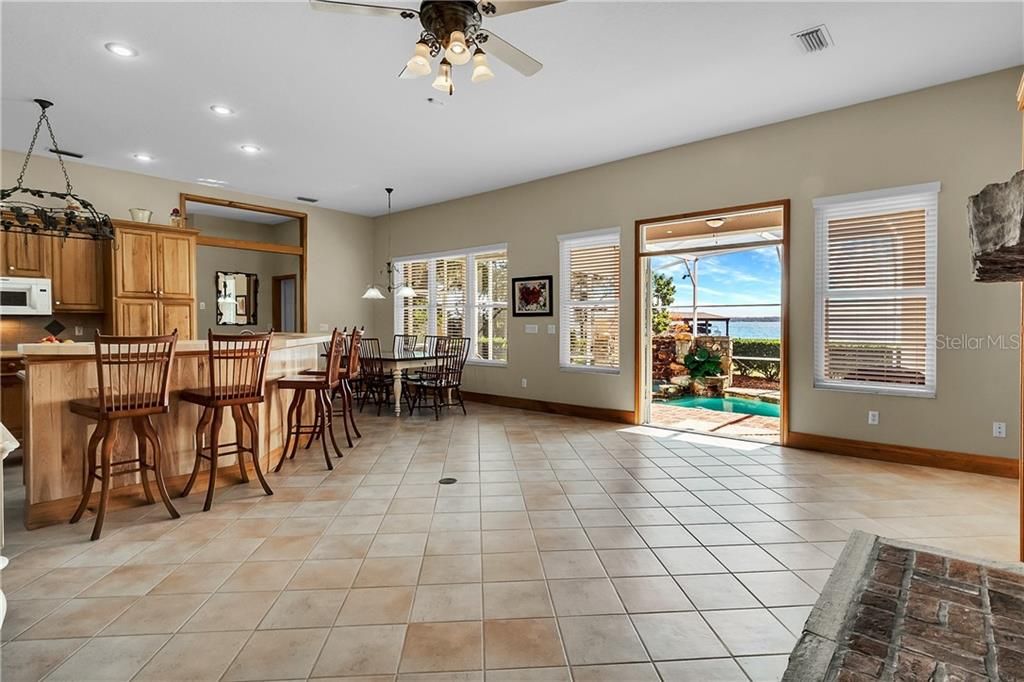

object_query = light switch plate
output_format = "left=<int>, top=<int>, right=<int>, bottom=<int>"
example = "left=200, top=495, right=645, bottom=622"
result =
left=547, top=324, right=556, bottom=334
left=198, top=301, right=206, bottom=310
left=525, top=324, right=538, bottom=334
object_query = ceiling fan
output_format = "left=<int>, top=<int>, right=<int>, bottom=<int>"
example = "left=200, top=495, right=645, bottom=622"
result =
left=310, top=0, right=563, bottom=94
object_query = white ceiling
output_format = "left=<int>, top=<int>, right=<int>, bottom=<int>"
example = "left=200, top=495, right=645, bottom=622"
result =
left=2, top=1, right=1021, bottom=217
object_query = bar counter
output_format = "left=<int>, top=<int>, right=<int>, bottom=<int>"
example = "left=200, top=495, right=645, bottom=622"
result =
left=17, top=333, right=329, bottom=529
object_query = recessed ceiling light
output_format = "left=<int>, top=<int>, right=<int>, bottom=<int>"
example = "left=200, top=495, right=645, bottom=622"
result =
left=104, top=42, right=138, bottom=57
left=210, top=104, right=234, bottom=116
left=197, top=177, right=227, bottom=186
left=666, top=230, right=673, bottom=234
left=133, top=153, right=153, bottom=162
left=240, top=144, right=262, bottom=154
left=705, top=218, right=726, bottom=228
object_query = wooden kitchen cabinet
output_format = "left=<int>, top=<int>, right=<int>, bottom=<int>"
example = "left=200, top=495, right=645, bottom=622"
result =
left=157, top=232, right=194, bottom=299
left=159, top=300, right=193, bottom=338
left=1, top=231, right=49, bottom=278
left=114, top=227, right=159, bottom=298
left=114, top=298, right=159, bottom=336
left=0, top=357, right=25, bottom=441
left=109, top=222, right=197, bottom=339
left=51, top=238, right=104, bottom=311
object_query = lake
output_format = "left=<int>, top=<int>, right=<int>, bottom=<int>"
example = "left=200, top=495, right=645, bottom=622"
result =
left=707, top=318, right=780, bottom=340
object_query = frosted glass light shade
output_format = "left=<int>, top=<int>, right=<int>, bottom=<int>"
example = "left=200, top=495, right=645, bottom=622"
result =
left=406, top=41, right=432, bottom=77
left=445, top=31, right=471, bottom=65
left=362, top=285, right=386, bottom=300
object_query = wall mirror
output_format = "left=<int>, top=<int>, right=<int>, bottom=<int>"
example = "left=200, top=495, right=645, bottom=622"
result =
left=216, top=271, right=259, bottom=325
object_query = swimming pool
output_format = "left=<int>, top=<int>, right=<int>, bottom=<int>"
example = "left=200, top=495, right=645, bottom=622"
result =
left=663, top=395, right=780, bottom=418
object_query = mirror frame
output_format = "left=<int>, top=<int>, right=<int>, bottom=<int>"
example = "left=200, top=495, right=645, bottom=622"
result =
left=181, top=193, right=308, bottom=332
left=215, top=271, right=260, bottom=326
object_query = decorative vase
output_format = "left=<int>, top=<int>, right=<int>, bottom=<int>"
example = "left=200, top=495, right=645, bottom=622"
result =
left=129, top=208, right=153, bottom=223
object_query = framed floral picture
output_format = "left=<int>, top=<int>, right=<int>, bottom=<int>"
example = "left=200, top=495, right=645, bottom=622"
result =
left=512, top=275, right=553, bottom=317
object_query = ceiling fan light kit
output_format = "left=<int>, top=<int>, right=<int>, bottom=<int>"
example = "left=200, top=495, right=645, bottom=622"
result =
left=311, top=0, right=558, bottom=94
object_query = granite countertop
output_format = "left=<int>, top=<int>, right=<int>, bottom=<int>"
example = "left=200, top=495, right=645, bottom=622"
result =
left=17, top=332, right=332, bottom=357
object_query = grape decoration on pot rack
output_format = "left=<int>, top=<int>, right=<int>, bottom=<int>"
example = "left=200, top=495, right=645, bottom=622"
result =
left=1, top=99, right=114, bottom=241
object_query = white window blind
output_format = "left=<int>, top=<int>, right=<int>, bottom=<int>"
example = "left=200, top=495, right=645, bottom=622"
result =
left=813, top=183, right=939, bottom=397
left=559, top=228, right=621, bottom=372
left=394, top=244, right=508, bottom=365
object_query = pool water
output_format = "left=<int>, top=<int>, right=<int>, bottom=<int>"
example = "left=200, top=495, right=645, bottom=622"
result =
left=665, top=395, right=780, bottom=418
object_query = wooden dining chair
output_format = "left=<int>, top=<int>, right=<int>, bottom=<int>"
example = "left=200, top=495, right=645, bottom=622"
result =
left=69, top=331, right=181, bottom=540
left=357, top=337, right=393, bottom=416
left=406, top=336, right=471, bottom=420
left=394, top=334, right=419, bottom=353
left=180, top=331, right=274, bottom=511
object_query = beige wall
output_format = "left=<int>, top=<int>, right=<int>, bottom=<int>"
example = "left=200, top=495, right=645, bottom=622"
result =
left=0, top=151, right=376, bottom=333
left=373, top=67, right=1023, bottom=459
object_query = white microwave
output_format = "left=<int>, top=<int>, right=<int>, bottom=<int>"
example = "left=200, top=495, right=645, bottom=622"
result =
left=0, top=277, right=53, bottom=316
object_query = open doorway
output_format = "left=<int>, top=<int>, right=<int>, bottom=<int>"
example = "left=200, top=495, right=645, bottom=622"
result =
left=273, top=274, right=297, bottom=332
left=636, top=201, right=789, bottom=444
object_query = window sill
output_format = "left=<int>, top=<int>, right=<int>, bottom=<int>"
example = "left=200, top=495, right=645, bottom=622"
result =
left=467, top=359, right=508, bottom=368
left=813, top=381, right=935, bottom=399
left=559, top=365, right=620, bottom=375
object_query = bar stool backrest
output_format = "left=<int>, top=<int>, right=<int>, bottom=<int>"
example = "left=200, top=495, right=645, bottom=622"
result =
left=206, top=330, right=274, bottom=403
left=324, top=328, right=346, bottom=386
left=346, top=328, right=364, bottom=378
left=93, top=330, right=179, bottom=416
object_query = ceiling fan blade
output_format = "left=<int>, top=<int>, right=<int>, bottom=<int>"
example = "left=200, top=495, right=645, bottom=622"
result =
left=477, top=31, right=542, bottom=77
left=478, top=0, right=564, bottom=17
left=309, top=0, right=418, bottom=20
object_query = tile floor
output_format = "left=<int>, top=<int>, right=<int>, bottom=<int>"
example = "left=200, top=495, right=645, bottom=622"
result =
left=0, top=402, right=1017, bottom=681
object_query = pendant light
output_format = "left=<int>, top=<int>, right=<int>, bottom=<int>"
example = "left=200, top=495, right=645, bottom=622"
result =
left=362, top=188, right=414, bottom=300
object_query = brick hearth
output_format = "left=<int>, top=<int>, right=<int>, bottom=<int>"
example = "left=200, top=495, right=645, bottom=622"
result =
left=785, top=532, right=1024, bottom=681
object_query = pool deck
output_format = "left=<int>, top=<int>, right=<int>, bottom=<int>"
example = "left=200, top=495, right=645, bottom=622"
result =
left=650, top=403, right=780, bottom=443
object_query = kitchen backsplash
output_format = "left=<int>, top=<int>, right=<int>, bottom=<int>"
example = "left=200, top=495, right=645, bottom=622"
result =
left=0, top=314, right=105, bottom=350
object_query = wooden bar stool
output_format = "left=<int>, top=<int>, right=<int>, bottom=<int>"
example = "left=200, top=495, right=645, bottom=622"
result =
left=276, top=328, right=346, bottom=471
left=70, top=331, right=181, bottom=541
left=180, top=331, right=275, bottom=511
left=303, top=328, right=364, bottom=449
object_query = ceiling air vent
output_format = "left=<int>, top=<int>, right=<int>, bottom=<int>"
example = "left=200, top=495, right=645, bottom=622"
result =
left=793, top=25, right=832, bottom=53
left=296, top=196, right=319, bottom=203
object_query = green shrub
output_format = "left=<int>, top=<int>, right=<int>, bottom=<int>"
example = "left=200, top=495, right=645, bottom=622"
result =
left=732, top=338, right=780, bottom=380
left=652, top=309, right=671, bottom=335
left=683, top=347, right=723, bottom=379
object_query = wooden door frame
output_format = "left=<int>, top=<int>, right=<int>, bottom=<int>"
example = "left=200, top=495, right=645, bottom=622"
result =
left=272, top=274, right=297, bottom=332
left=633, top=199, right=791, bottom=445
left=179, top=193, right=308, bottom=332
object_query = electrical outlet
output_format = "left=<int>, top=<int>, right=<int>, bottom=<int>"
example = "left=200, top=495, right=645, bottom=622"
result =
left=198, top=301, right=206, bottom=310
left=993, top=421, right=1007, bottom=438
left=547, top=324, right=556, bottom=335
left=521, top=378, right=527, bottom=388
left=867, top=410, right=879, bottom=425
left=73, top=326, right=84, bottom=337
left=319, top=324, right=329, bottom=332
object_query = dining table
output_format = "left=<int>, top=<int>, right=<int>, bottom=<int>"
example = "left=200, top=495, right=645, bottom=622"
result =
left=378, top=350, right=449, bottom=416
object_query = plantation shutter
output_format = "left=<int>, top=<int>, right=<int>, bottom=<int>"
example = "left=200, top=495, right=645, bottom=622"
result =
left=473, top=251, right=508, bottom=362
left=434, top=257, right=467, bottom=338
left=813, top=183, right=939, bottom=396
left=559, top=228, right=621, bottom=371
left=399, top=260, right=429, bottom=338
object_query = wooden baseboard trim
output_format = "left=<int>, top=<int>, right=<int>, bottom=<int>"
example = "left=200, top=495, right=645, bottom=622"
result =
left=462, top=392, right=635, bottom=425
left=25, top=449, right=286, bottom=530
left=787, top=432, right=1019, bottom=479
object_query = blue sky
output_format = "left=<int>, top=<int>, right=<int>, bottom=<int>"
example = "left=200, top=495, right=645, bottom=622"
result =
left=652, top=246, right=781, bottom=317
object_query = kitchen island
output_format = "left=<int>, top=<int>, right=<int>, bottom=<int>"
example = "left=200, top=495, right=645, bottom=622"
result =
left=17, top=332, right=329, bottom=529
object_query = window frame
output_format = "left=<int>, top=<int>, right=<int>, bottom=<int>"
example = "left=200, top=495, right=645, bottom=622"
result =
left=393, top=243, right=509, bottom=367
left=813, top=182, right=940, bottom=397
left=558, top=227, right=622, bottom=374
